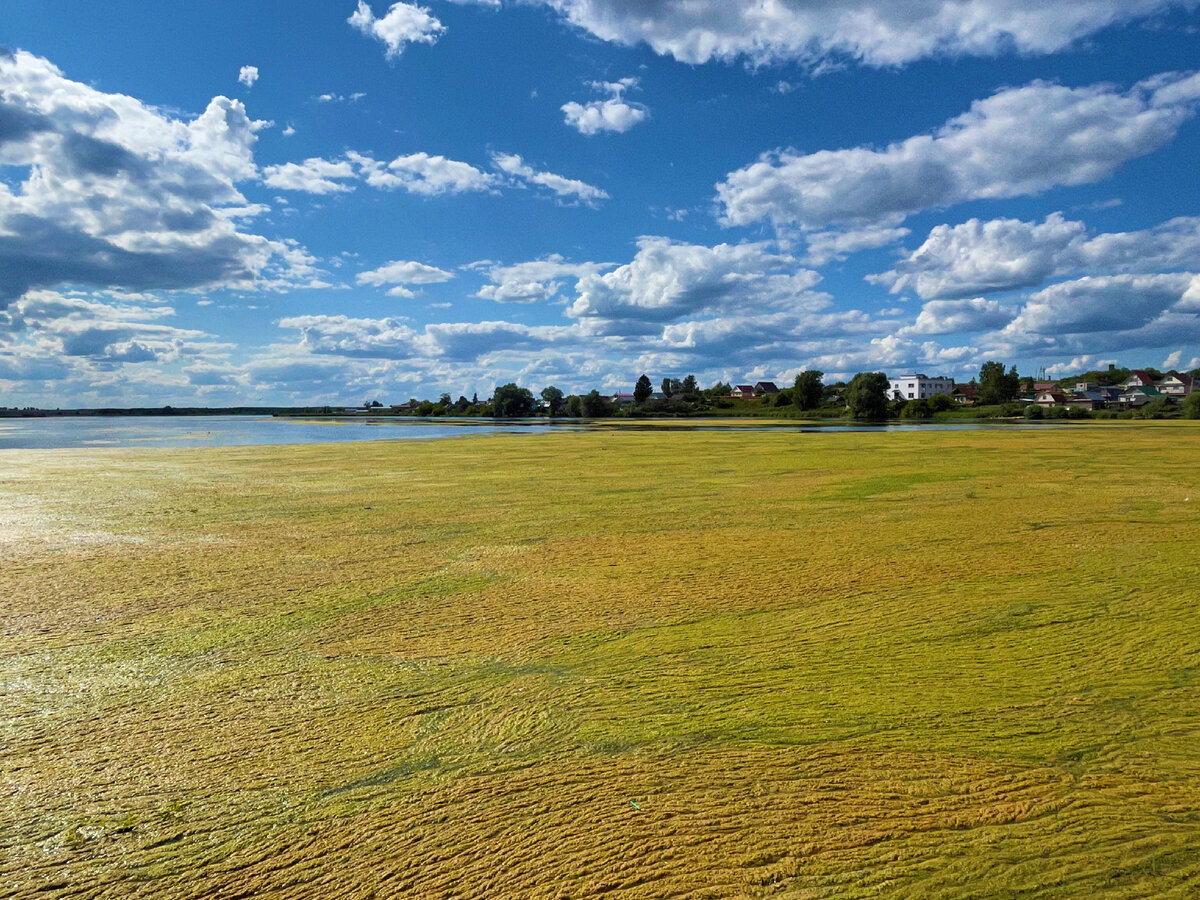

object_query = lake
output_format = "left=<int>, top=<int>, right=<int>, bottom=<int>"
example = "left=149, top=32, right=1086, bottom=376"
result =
left=0, top=415, right=1052, bottom=450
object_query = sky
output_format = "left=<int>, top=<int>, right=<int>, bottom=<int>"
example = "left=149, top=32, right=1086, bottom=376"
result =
left=4, top=1, right=1200, bottom=407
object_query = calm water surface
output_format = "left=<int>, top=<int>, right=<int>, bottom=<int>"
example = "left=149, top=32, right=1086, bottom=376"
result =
left=0, top=415, right=1044, bottom=450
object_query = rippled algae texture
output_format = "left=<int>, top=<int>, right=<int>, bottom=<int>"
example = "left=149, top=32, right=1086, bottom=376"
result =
left=3, top=423, right=1200, bottom=898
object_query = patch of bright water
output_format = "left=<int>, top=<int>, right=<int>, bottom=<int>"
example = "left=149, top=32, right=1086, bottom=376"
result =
left=0, top=415, right=1050, bottom=450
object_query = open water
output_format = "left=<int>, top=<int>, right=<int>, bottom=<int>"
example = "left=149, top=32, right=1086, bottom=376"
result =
left=0, top=415, right=1046, bottom=451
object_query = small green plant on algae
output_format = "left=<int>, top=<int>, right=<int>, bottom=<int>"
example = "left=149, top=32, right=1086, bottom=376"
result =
left=3, top=424, right=1200, bottom=897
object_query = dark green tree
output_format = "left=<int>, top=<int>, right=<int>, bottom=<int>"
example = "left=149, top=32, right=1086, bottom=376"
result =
left=492, top=383, right=536, bottom=418
left=929, top=392, right=955, bottom=412
left=978, top=361, right=1021, bottom=405
left=564, top=394, right=584, bottom=417
left=582, top=390, right=614, bottom=417
left=793, top=370, right=824, bottom=411
left=899, top=398, right=932, bottom=419
left=540, top=385, right=565, bottom=417
left=660, top=377, right=673, bottom=398
left=634, top=374, right=653, bottom=404
left=844, top=372, right=890, bottom=420
left=682, top=374, right=698, bottom=395
left=1182, top=392, right=1200, bottom=419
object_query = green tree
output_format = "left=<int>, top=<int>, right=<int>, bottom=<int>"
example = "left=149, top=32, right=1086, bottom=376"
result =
left=978, top=361, right=1020, bottom=405
left=582, top=390, right=614, bottom=417
left=660, top=377, right=673, bottom=398
left=564, top=394, right=584, bottom=417
left=1183, top=392, right=1200, bottom=419
left=682, top=374, right=698, bottom=396
left=929, top=392, right=955, bottom=412
left=492, top=383, right=536, bottom=418
left=540, top=385, right=565, bottom=417
left=844, top=372, right=889, bottom=420
left=634, top=374, right=653, bottom=404
left=793, top=370, right=824, bottom=411
left=900, top=398, right=932, bottom=419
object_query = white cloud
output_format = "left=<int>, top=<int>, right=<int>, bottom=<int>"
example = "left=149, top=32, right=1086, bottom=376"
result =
left=1002, top=273, right=1195, bottom=338
left=348, top=1, right=445, bottom=58
left=278, top=314, right=576, bottom=362
left=561, top=78, right=649, bottom=135
left=898, top=298, right=1015, bottom=336
left=351, top=150, right=497, bottom=195
left=0, top=50, right=322, bottom=305
left=474, top=255, right=609, bottom=303
left=871, top=213, right=1200, bottom=298
left=258, top=150, right=605, bottom=205
left=717, top=72, right=1200, bottom=229
left=0, top=290, right=226, bottom=378
left=872, top=213, right=1087, bottom=299
left=491, top=152, right=609, bottom=204
left=802, top=223, right=911, bottom=266
left=356, top=260, right=455, bottom=290
left=261, top=158, right=358, bottom=194
left=566, top=237, right=825, bottom=326
left=536, top=1, right=1194, bottom=68
left=238, top=66, right=259, bottom=88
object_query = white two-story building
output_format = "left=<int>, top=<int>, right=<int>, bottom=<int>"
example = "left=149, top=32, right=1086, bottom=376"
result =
left=888, top=374, right=954, bottom=401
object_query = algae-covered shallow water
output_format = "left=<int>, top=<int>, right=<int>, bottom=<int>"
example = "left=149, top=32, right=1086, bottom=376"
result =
left=3, top=424, right=1199, bottom=897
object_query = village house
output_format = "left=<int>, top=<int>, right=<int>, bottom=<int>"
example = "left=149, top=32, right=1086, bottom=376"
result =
left=731, top=385, right=756, bottom=399
left=1118, top=385, right=1167, bottom=408
left=610, top=391, right=667, bottom=406
left=753, top=381, right=779, bottom=397
left=1033, top=389, right=1070, bottom=408
left=1123, top=370, right=1157, bottom=389
left=1065, top=391, right=1106, bottom=411
left=950, top=383, right=978, bottom=405
left=1157, top=373, right=1196, bottom=397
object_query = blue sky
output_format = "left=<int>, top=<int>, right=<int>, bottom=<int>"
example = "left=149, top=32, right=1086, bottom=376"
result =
left=4, top=1, right=1200, bottom=406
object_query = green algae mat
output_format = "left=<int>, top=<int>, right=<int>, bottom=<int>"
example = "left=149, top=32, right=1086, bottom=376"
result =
left=3, top=424, right=1199, bottom=898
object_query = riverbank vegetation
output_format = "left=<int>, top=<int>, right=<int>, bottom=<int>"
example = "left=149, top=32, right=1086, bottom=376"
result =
left=4, top=424, right=1200, bottom=896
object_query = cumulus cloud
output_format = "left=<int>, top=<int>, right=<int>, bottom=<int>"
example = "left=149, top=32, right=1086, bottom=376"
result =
left=566, top=237, right=825, bottom=326
left=491, top=152, right=609, bottom=204
left=350, top=150, right=497, bottom=195
left=717, top=72, right=1200, bottom=229
left=356, top=260, right=454, bottom=296
left=561, top=78, right=649, bottom=135
left=475, top=255, right=609, bottom=303
left=0, top=50, right=324, bottom=306
left=258, top=150, right=605, bottom=205
left=535, top=0, right=1194, bottom=68
left=0, top=289, right=227, bottom=381
left=261, top=157, right=358, bottom=194
left=1002, top=274, right=1195, bottom=338
left=238, top=66, right=259, bottom=88
left=898, top=298, right=1015, bottom=336
left=279, top=314, right=576, bottom=362
left=802, top=223, right=911, bottom=266
left=871, top=213, right=1200, bottom=298
left=348, top=1, right=445, bottom=58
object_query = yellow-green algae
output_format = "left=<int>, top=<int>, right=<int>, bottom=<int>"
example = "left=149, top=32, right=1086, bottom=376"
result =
left=2, top=424, right=1199, bottom=897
